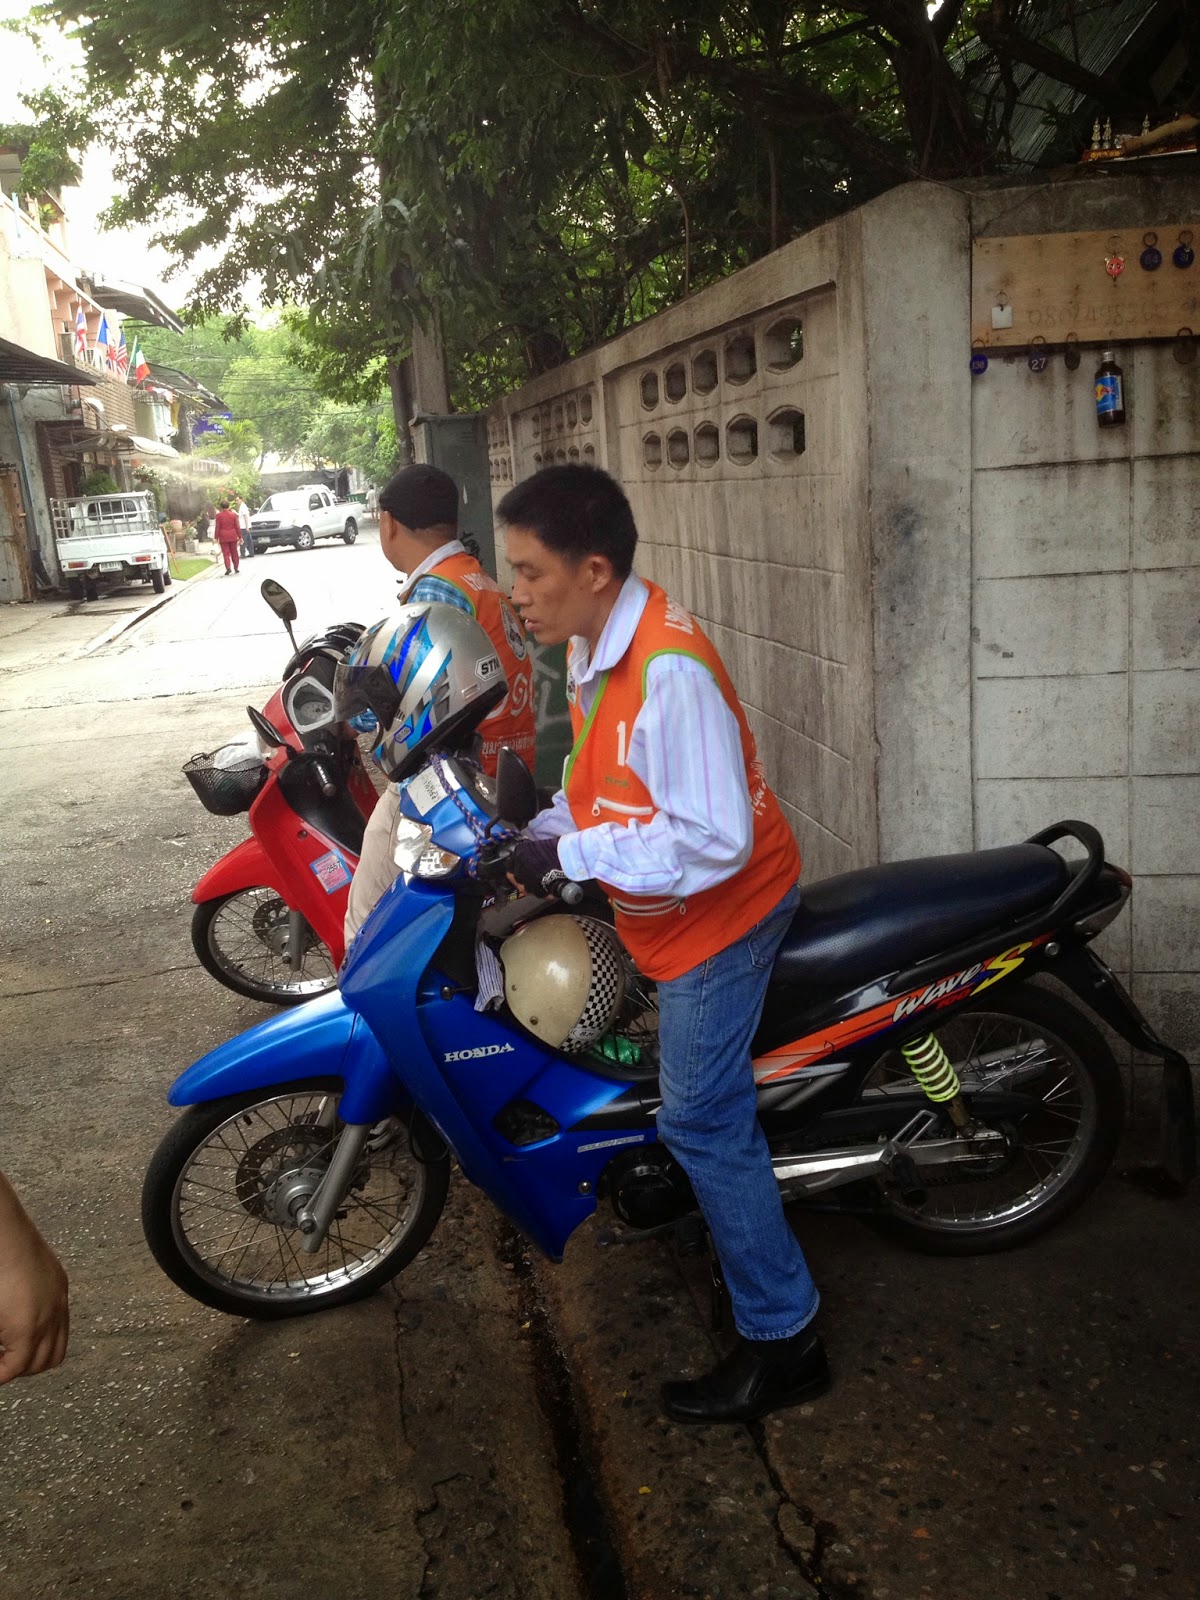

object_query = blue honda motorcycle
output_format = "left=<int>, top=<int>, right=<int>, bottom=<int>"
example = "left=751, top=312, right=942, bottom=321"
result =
left=143, top=746, right=1193, bottom=1319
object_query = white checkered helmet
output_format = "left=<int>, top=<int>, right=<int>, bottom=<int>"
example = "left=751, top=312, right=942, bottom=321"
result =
left=500, top=916, right=628, bottom=1052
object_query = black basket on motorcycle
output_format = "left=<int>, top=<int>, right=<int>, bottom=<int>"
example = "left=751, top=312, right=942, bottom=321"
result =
left=182, top=750, right=269, bottom=816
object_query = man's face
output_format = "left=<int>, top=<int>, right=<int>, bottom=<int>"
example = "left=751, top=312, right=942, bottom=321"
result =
left=505, top=525, right=614, bottom=646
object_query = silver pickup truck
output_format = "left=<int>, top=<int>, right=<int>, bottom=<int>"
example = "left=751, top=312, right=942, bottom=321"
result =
left=248, top=485, right=359, bottom=553
left=52, top=491, right=172, bottom=601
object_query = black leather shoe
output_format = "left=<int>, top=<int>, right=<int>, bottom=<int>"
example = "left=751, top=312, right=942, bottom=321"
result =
left=662, top=1328, right=830, bottom=1425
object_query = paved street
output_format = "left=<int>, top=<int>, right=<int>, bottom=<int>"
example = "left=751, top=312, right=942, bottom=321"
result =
left=1, top=539, right=1198, bottom=1600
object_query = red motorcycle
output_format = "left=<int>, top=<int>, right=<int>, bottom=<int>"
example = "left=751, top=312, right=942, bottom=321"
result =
left=182, top=580, right=378, bottom=1005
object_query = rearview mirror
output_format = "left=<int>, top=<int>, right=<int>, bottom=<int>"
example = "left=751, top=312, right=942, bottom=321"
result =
left=260, top=578, right=297, bottom=624
left=495, top=746, right=539, bottom=829
left=247, top=705, right=285, bottom=748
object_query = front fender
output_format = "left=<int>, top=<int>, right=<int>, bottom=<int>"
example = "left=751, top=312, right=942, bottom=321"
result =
left=192, top=836, right=284, bottom=904
left=167, top=989, right=403, bottom=1123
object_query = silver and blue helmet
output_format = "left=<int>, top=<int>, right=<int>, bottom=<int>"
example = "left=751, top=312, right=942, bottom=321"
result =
left=334, top=602, right=505, bottom=781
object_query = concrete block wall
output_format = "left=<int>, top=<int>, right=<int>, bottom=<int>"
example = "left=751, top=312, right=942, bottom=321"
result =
left=488, top=182, right=977, bottom=882
left=489, top=284, right=873, bottom=878
left=970, top=341, right=1200, bottom=1060
left=485, top=171, right=1195, bottom=1072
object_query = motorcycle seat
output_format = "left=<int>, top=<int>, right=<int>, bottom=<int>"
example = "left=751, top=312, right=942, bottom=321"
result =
left=772, top=844, right=1068, bottom=992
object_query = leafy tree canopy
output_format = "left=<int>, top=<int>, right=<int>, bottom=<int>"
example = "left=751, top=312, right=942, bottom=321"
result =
left=29, top=0, right=1200, bottom=417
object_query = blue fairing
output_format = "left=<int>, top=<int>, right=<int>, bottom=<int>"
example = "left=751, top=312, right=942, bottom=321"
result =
left=168, top=991, right=403, bottom=1123
left=168, top=988, right=357, bottom=1107
left=340, top=878, right=649, bottom=1260
left=173, top=830, right=654, bottom=1263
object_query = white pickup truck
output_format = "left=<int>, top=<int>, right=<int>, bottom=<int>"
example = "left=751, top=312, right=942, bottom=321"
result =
left=248, top=485, right=359, bottom=553
left=52, top=491, right=172, bottom=601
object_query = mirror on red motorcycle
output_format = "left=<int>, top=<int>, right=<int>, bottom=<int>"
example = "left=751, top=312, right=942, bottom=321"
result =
left=247, top=704, right=286, bottom=749
left=495, top=746, right=539, bottom=829
left=260, top=578, right=297, bottom=623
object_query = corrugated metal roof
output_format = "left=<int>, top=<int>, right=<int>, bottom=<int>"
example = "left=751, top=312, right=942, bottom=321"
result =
left=963, top=0, right=1174, bottom=166
left=0, top=336, right=99, bottom=386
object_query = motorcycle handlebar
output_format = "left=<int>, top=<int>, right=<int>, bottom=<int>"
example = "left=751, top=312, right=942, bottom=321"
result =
left=476, top=838, right=584, bottom=906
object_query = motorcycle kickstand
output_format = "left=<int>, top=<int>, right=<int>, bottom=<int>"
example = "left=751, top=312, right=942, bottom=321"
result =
left=296, top=1123, right=371, bottom=1253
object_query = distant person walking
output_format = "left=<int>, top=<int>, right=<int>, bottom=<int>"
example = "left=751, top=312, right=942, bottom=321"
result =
left=213, top=499, right=242, bottom=574
left=235, top=494, right=254, bottom=558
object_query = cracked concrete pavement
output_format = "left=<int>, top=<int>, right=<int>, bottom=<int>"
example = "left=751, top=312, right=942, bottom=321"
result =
left=2, top=544, right=1198, bottom=1600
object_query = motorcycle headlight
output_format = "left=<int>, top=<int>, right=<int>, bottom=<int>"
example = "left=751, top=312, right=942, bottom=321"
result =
left=392, top=816, right=461, bottom=878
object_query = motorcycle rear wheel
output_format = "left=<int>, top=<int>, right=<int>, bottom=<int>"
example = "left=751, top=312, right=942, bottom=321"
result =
left=861, top=984, right=1123, bottom=1255
left=143, top=1080, right=449, bottom=1318
left=192, top=888, right=337, bottom=1005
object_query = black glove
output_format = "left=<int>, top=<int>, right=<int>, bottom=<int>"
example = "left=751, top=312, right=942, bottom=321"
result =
left=508, top=835, right=565, bottom=897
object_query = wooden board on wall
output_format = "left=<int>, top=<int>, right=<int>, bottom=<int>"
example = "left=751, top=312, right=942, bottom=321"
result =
left=972, top=228, right=1200, bottom=348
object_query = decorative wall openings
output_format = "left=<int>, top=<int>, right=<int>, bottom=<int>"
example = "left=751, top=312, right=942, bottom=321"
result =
left=767, top=407, right=806, bottom=459
left=692, top=349, right=718, bottom=394
left=765, top=318, right=804, bottom=370
left=727, top=416, right=759, bottom=463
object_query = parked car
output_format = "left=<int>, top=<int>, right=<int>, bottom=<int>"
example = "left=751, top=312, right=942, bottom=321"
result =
left=52, top=491, right=172, bottom=601
left=248, top=486, right=359, bottom=553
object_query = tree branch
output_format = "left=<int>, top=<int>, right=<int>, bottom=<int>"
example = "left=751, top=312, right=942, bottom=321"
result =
left=976, top=21, right=1149, bottom=115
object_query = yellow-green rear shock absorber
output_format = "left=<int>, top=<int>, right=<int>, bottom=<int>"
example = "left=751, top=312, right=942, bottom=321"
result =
left=901, top=1033, right=971, bottom=1129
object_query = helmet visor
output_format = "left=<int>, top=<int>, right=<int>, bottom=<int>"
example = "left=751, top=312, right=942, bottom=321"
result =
left=333, top=658, right=402, bottom=730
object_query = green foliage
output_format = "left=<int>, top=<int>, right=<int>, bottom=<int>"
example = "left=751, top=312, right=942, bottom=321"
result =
left=131, top=465, right=167, bottom=512
left=303, top=402, right=400, bottom=484
left=0, top=88, right=91, bottom=198
left=79, top=469, right=119, bottom=495
left=36, top=0, right=1185, bottom=412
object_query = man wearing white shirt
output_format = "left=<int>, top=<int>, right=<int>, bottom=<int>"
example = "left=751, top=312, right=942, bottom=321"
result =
left=499, top=464, right=826, bottom=1425
left=234, top=494, right=253, bottom=558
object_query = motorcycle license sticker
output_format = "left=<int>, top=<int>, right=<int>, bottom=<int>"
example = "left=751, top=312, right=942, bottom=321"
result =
left=310, top=848, right=353, bottom=893
left=407, top=765, right=453, bottom=815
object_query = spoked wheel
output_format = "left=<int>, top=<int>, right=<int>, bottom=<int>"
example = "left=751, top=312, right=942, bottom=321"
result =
left=192, top=888, right=337, bottom=1005
left=142, top=1081, right=450, bottom=1317
left=294, top=526, right=315, bottom=551
left=860, top=985, right=1123, bottom=1254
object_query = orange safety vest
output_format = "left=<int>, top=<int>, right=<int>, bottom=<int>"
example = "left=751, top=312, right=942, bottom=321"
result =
left=564, top=581, right=800, bottom=981
left=428, top=551, right=537, bottom=776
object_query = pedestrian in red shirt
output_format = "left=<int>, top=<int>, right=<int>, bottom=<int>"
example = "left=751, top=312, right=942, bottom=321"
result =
left=213, top=500, right=241, bottom=574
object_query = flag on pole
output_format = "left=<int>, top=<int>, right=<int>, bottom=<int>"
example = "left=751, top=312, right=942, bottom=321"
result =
left=115, top=325, right=129, bottom=376
left=132, top=336, right=150, bottom=383
left=97, top=312, right=112, bottom=370
left=74, top=305, right=87, bottom=361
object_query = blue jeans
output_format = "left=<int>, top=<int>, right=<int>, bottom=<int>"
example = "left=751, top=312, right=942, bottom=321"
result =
left=655, top=884, right=819, bottom=1340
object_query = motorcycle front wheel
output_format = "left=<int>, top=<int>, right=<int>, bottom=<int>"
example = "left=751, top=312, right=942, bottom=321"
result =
left=143, top=1080, right=450, bottom=1318
left=192, top=888, right=337, bottom=1005
left=860, top=984, right=1123, bottom=1255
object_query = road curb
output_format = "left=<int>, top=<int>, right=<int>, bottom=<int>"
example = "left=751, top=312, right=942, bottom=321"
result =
left=79, top=558, right=222, bottom=657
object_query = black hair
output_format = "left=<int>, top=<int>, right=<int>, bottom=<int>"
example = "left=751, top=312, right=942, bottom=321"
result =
left=378, top=464, right=459, bottom=531
left=496, top=464, right=637, bottom=580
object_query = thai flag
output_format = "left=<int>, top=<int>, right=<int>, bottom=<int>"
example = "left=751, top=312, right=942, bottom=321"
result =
left=115, top=325, right=129, bottom=376
left=74, top=305, right=87, bottom=361
left=97, top=312, right=112, bottom=370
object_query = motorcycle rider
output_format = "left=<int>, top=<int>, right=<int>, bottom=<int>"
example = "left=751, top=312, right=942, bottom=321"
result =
left=498, top=463, right=826, bottom=1425
left=344, top=464, right=537, bottom=944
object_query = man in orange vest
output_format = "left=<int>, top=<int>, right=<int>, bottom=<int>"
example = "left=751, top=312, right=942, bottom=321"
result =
left=498, top=464, right=825, bottom=1425
left=344, top=464, right=536, bottom=942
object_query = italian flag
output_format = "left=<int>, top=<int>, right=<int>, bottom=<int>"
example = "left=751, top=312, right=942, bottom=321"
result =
left=131, top=337, right=151, bottom=383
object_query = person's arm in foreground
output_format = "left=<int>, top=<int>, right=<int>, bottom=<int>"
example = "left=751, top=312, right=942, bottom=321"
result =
left=0, top=1170, right=69, bottom=1384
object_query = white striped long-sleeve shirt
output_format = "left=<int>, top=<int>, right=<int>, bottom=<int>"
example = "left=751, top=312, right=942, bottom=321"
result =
left=527, top=574, right=754, bottom=899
